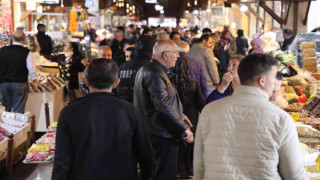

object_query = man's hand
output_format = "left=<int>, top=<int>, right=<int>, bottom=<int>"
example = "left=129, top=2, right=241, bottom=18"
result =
left=183, top=114, right=193, bottom=128
left=183, top=128, right=194, bottom=143
left=32, top=80, right=39, bottom=91
left=81, top=58, right=89, bottom=67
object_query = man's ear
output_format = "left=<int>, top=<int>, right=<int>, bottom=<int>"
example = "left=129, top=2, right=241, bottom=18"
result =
left=162, top=52, right=167, bottom=60
left=112, top=78, right=120, bottom=89
left=84, top=76, right=89, bottom=87
left=257, top=75, right=266, bottom=88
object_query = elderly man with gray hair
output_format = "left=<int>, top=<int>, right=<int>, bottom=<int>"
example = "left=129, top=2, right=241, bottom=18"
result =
left=0, top=31, right=38, bottom=113
left=134, top=40, right=194, bottom=180
left=178, top=41, right=208, bottom=97
left=156, top=32, right=169, bottom=41
left=79, top=46, right=112, bottom=94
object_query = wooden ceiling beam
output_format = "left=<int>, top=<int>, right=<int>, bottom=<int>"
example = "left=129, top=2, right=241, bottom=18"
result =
left=20, top=10, right=33, bottom=22
left=284, top=1, right=291, bottom=25
left=230, top=7, right=242, bottom=18
left=247, top=5, right=264, bottom=23
left=303, top=0, right=311, bottom=25
left=258, top=1, right=283, bottom=24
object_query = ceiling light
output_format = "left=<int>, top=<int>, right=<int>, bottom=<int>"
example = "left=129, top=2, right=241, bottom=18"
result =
left=240, top=5, right=248, bottom=12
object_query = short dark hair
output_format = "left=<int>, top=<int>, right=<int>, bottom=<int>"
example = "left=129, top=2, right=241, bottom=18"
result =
left=237, top=29, right=244, bottom=37
left=283, top=28, right=293, bottom=36
left=125, top=39, right=136, bottom=46
left=202, top=28, right=212, bottom=34
left=87, top=59, right=118, bottom=89
left=142, top=28, right=152, bottom=35
left=191, top=30, right=198, bottom=34
left=37, top=23, right=46, bottom=30
left=170, top=32, right=181, bottom=40
left=238, top=54, right=278, bottom=85
left=117, top=26, right=125, bottom=33
left=200, top=34, right=211, bottom=42
left=126, top=47, right=134, bottom=52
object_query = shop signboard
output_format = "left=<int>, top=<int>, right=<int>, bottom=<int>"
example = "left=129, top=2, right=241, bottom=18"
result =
left=85, top=0, right=94, bottom=8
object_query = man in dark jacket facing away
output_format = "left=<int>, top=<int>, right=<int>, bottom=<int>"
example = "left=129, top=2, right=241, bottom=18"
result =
left=116, top=35, right=156, bottom=103
left=52, top=59, right=154, bottom=180
left=134, top=40, right=194, bottom=180
left=36, top=24, right=53, bottom=56
left=281, top=28, right=295, bottom=51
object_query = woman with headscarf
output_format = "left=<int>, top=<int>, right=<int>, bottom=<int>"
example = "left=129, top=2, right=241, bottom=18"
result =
left=249, top=38, right=264, bottom=54
left=43, top=42, right=87, bottom=102
left=172, top=55, right=205, bottom=178
left=221, top=26, right=237, bottom=56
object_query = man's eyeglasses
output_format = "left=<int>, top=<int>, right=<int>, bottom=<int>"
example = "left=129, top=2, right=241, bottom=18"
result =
left=162, top=51, right=179, bottom=55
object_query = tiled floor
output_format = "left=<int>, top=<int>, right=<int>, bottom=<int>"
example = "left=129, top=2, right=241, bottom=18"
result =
left=11, top=161, right=193, bottom=180
left=12, top=162, right=52, bottom=180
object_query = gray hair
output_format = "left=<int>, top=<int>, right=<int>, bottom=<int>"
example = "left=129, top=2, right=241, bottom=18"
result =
left=98, top=46, right=111, bottom=51
left=178, top=41, right=190, bottom=53
left=157, top=32, right=169, bottom=41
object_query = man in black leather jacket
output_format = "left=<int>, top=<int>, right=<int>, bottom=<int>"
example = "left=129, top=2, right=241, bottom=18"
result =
left=134, top=40, right=194, bottom=180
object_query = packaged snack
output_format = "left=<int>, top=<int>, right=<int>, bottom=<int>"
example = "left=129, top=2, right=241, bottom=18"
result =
left=28, top=144, right=51, bottom=153
left=0, top=127, right=11, bottom=137
left=296, top=123, right=320, bottom=138
left=47, top=122, right=58, bottom=132
left=25, top=152, right=48, bottom=162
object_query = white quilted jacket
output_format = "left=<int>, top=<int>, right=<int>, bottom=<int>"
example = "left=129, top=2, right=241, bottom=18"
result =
left=194, top=86, right=308, bottom=180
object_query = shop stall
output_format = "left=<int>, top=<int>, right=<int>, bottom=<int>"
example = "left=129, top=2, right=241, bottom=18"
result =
left=0, top=108, right=35, bottom=180
left=270, top=43, right=320, bottom=178
left=25, top=72, right=65, bottom=132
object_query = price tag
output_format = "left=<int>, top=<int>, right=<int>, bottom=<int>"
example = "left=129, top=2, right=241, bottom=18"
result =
left=291, top=112, right=300, bottom=122
left=316, top=154, right=320, bottom=172
left=306, top=95, right=315, bottom=105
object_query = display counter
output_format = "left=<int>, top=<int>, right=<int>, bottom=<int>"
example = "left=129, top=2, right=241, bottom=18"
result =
left=25, top=88, right=65, bottom=132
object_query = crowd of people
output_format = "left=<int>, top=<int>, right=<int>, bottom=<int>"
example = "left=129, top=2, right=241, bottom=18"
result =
left=0, top=24, right=303, bottom=180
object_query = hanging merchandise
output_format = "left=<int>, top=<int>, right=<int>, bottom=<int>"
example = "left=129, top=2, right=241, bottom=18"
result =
left=79, top=8, right=89, bottom=30
left=1, top=0, right=13, bottom=33
left=68, top=7, right=78, bottom=32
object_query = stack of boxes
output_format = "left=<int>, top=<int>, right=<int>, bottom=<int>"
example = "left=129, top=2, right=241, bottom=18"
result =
left=302, top=42, right=317, bottom=73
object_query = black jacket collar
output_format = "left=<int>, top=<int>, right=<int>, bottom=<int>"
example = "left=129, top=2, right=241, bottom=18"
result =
left=151, top=59, right=169, bottom=72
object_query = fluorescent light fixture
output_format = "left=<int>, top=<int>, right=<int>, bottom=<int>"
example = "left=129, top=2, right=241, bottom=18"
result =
left=146, top=0, right=157, bottom=3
